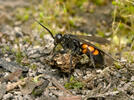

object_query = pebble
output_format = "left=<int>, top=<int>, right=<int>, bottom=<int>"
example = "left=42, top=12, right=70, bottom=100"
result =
left=14, top=91, right=23, bottom=96
left=14, top=95, right=23, bottom=100
left=131, top=76, right=134, bottom=82
left=3, top=93, right=13, bottom=100
left=23, top=95, right=33, bottom=100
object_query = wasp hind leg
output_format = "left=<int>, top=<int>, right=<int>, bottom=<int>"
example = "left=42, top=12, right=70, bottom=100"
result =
left=89, top=51, right=96, bottom=68
left=67, top=53, right=73, bottom=82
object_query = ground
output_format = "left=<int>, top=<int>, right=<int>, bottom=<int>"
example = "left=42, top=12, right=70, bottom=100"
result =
left=0, top=0, right=134, bottom=100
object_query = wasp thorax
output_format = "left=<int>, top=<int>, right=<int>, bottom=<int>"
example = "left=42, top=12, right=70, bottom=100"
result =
left=54, top=33, right=62, bottom=44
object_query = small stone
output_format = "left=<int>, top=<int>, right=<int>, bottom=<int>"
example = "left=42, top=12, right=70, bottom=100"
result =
left=96, top=69, right=102, bottom=74
left=29, top=53, right=41, bottom=58
left=14, top=91, right=22, bottom=95
left=14, top=95, right=23, bottom=100
left=3, top=93, right=13, bottom=100
left=5, top=58, right=11, bottom=62
left=23, top=95, right=33, bottom=100
left=0, top=84, right=6, bottom=99
left=116, top=73, right=122, bottom=78
left=15, top=27, right=23, bottom=37
left=75, top=69, right=83, bottom=76
left=131, top=76, right=134, bottom=82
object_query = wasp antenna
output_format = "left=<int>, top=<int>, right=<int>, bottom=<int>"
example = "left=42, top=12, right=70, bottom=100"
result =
left=34, top=18, right=54, bottom=39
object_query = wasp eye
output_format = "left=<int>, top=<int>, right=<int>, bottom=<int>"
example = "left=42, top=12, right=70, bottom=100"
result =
left=57, top=34, right=62, bottom=39
left=55, top=33, right=62, bottom=43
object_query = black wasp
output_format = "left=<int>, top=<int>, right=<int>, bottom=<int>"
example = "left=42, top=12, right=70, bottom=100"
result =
left=35, top=19, right=116, bottom=69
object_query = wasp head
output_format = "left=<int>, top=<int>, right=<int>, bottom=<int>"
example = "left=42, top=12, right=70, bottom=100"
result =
left=54, top=33, right=62, bottom=44
left=34, top=19, right=63, bottom=45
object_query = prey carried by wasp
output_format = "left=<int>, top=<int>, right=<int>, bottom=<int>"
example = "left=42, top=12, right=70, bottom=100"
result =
left=35, top=19, right=116, bottom=72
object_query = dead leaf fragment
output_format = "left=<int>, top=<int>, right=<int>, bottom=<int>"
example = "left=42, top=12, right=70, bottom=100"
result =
left=20, top=78, right=36, bottom=95
left=51, top=52, right=81, bottom=73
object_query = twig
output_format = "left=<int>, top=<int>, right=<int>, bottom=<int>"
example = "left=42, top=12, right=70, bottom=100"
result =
left=6, top=78, right=27, bottom=91
left=84, top=91, right=119, bottom=100
left=6, top=74, right=44, bottom=91
left=51, top=77, right=72, bottom=95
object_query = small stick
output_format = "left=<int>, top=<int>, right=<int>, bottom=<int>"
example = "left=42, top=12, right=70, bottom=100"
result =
left=51, top=77, right=72, bottom=95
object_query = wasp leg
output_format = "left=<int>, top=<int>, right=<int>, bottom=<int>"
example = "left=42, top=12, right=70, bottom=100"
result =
left=69, top=53, right=73, bottom=72
left=51, top=44, right=58, bottom=60
left=89, top=52, right=96, bottom=68
left=69, top=50, right=78, bottom=72
left=67, top=53, right=73, bottom=82
left=60, top=43, right=68, bottom=54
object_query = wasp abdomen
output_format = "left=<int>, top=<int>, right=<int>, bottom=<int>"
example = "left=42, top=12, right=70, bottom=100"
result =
left=81, top=44, right=104, bottom=64
left=81, top=44, right=99, bottom=55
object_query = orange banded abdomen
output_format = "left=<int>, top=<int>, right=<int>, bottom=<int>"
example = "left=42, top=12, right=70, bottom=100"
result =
left=81, top=44, right=99, bottom=55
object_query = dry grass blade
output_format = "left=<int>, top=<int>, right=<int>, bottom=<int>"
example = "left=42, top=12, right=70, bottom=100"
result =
left=84, top=91, right=119, bottom=100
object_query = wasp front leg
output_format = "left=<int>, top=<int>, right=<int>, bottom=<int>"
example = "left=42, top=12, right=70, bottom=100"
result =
left=51, top=43, right=67, bottom=60
left=51, top=44, right=58, bottom=60
left=68, top=53, right=74, bottom=82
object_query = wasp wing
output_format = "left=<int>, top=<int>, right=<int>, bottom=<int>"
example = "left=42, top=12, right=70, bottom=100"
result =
left=70, top=34, right=110, bottom=44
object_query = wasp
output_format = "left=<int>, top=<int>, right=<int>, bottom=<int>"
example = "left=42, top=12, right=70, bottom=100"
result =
left=35, top=19, right=116, bottom=70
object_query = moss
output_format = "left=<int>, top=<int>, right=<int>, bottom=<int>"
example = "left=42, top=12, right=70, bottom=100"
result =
left=65, top=76, right=84, bottom=89
left=16, top=51, right=24, bottom=64
left=5, top=45, right=10, bottom=51
left=15, top=7, right=30, bottom=21
left=114, top=62, right=122, bottom=69
left=29, top=64, right=38, bottom=70
left=113, top=88, right=118, bottom=91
